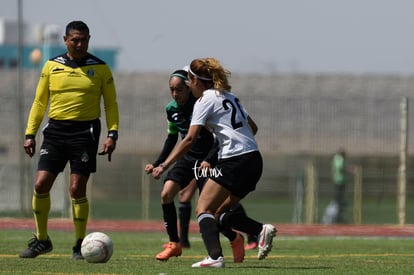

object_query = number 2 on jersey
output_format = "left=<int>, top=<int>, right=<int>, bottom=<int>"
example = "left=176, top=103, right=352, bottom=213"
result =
left=222, top=98, right=246, bottom=129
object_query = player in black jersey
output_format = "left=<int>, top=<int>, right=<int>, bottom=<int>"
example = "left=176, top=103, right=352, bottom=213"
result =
left=145, top=69, right=217, bottom=261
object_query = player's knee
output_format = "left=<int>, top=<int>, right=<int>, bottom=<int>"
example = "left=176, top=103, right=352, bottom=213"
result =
left=69, top=183, right=87, bottom=199
left=34, top=183, right=45, bottom=193
left=160, top=191, right=175, bottom=204
left=178, top=192, right=192, bottom=203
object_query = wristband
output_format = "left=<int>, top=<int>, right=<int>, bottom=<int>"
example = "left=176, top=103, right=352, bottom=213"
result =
left=107, top=130, right=118, bottom=141
left=25, top=135, right=35, bottom=140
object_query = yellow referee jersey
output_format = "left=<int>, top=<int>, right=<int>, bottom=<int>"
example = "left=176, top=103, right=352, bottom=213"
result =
left=25, top=53, right=119, bottom=136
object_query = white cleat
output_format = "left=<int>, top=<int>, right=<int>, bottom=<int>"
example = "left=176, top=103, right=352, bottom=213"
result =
left=191, top=256, right=225, bottom=268
left=257, top=224, right=277, bottom=260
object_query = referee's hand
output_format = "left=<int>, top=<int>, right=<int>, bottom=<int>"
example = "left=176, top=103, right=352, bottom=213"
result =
left=99, top=137, right=116, bottom=162
left=23, top=138, right=36, bottom=158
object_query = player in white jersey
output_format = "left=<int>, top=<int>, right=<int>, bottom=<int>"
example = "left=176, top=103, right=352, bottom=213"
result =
left=152, top=58, right=276, bottom=268
left=191, top=87, right=258, bottom=159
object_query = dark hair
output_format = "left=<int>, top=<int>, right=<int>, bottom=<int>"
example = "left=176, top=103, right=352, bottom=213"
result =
left=170, top=69, right=188, bottom=81
left=65, top=21, right=89, bottom=36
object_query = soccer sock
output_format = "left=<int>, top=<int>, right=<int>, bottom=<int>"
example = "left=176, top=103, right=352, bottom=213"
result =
left=221, top=228, right=238, bottom=242
left=72, top=197, right=89, bottom=243
left=221, top=210, right=263, bottom=237
left=218, top=212, right=237, bottom=241
left=162, top=202, right=180, bottom=243
left=198, top=213, right=222, bottom=259
left=32, top=191, right=51, bottom=241
left=178, top=201, right=191, bottom=243
left=247, top=234, right=257, bottom=243
left=231, top=203, right=247, bottom=216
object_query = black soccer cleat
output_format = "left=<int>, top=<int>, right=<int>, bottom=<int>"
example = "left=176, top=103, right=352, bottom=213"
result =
left=19, top=235, right=53, bottom=258
left=72, top=238, right=84, bottom=260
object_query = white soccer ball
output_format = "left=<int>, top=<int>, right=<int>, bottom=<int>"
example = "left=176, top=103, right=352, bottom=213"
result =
left=81, top=232, right=113, bottom=263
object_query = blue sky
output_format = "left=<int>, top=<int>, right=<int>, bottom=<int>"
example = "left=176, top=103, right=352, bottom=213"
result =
left=2, top=0, right=414, bottom=74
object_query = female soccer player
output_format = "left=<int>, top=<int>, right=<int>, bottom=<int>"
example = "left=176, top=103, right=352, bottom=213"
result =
left=145, top=69, right=217, bottom=261
left=152, top=58, right=276, bottom=268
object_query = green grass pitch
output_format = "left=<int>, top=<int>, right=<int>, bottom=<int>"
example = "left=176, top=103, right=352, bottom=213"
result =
left=0, top=230, right=413, bottom=274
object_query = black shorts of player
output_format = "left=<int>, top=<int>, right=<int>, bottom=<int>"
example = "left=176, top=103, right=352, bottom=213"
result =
left=38, top=119, right=101, bottom=176
left=209, top=151, right=263, bottom=198
left=164, top=157, right=201, bottom=189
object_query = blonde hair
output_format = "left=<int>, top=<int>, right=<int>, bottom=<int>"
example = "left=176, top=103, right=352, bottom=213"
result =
left=189, top=58, right=231, bottom=92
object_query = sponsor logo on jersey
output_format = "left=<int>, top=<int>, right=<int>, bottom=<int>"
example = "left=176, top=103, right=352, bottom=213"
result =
left=54, top=56, right=67, bottom=64
left=172, top=113, right=179, bottom=121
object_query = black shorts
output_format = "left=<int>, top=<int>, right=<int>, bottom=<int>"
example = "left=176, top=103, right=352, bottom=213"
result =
left=164, top=157, right=203, bottom=190
left=209, top=151, right=263, bottom=198
left=38, top=119, right=101, bottom=176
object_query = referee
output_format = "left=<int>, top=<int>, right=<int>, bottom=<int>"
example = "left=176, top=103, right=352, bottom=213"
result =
left=20, top=21, right=119, bottom=260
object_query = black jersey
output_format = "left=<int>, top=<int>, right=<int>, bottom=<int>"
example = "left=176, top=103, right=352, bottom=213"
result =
left=165, top=94, right=214, bottom=161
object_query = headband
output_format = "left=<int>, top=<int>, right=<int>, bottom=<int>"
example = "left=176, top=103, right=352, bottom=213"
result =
left=188, top=67, right=212, bottom=81
left=170, top=73, right=187, bottom=81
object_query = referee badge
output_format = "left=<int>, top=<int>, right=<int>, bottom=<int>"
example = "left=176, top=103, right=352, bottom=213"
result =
left=87, top=69, right=94, bottom=77
left=81, top=152, right=90, bottom=162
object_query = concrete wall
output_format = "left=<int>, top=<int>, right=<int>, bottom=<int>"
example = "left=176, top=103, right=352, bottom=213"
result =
left=1, top=71, right=413, bottom=216
left=2, top=71, right=414, bottom=160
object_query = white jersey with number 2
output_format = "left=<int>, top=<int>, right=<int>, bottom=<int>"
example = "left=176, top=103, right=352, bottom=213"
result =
left=190, top=89, right=258, bottom=159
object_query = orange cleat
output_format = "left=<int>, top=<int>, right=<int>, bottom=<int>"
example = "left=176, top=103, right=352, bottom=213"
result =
left=230, top=233, right=245, bottom=263
left=245, top=241, right=258, bottom=251
left=156, top=242, right=182, bottom=261
left=162, top=241, right=190, bottom=249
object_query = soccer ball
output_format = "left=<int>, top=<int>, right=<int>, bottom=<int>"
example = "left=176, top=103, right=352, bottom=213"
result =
left=81, top=232, right=113, bottom=263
